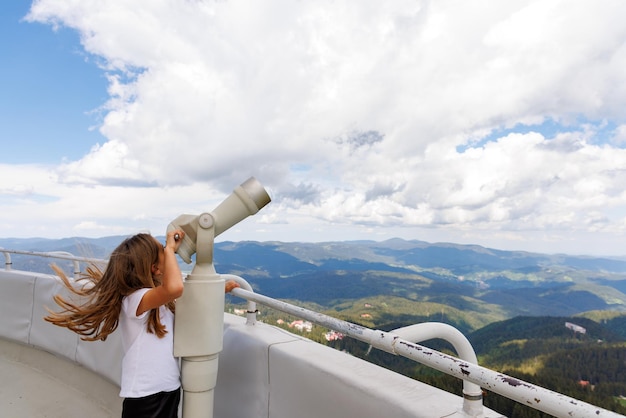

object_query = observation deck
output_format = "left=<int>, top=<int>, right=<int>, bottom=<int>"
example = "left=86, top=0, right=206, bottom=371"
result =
left=1, top=249, right=622, bottom=418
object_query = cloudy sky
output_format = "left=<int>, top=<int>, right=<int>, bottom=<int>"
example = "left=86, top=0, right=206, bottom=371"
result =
left=2, top=0, right=626, bottom=256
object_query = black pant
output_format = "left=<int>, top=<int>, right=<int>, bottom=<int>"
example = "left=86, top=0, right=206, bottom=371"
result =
left=122, top=388, right=181, bottom=418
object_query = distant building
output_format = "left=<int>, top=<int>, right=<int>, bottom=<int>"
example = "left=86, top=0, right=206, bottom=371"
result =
left=325, top=331, right=344, bottom=341
left=289, top=320, right=313, bottom=332
left=565, top=322, right=586, bottom=334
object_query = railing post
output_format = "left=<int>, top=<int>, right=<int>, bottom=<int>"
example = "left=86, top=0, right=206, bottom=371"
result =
left=221, top=274, right=257, bottom=325
left=46, top=252, right=82, bottom=279
left=391, top=323, right=483, bottom=416
left=1, top=249, right=11, bottom=271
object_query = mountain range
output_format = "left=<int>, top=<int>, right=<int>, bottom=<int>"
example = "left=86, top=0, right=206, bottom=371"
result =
left=3, top=236, right=626, bottom=331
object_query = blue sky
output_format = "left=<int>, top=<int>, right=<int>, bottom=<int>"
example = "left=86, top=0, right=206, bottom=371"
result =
left=0, top=2, right=109, bottom=163
left=2, top=1, right=626, bottom=256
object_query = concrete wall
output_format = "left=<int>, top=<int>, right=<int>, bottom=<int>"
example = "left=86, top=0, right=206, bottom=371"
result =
left=217, top=316, right=475, bottom=417
left=0, top=269, right=122, bottom=416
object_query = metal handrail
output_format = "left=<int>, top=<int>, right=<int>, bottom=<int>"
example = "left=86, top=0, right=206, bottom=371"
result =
left=1, top=248, right=105, bottom=279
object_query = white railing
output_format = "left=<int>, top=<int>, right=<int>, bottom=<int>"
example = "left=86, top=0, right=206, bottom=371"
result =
left=1, top=248, right=104, bottom=279
left=2, top=249, right=624, bottom=418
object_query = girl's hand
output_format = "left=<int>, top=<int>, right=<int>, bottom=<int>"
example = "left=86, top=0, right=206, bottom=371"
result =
left=166, top=229, right=185, bottom=252
left=225, top=280, right=240, bottom=293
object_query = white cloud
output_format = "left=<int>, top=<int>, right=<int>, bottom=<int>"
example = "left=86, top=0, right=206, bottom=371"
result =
left=4, top=0, right=625, bottom=255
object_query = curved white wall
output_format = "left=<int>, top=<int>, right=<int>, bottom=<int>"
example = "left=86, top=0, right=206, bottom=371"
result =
left=0, top=269, right=122, bottom=416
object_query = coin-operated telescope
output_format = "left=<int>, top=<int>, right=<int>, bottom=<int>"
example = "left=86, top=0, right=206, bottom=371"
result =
left=167, top=177, right=271, bottom=418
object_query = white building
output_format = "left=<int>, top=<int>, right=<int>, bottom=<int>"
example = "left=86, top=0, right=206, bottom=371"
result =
left=565, top=322, right=587, bottom=334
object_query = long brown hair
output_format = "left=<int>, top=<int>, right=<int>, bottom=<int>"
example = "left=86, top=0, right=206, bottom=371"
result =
left=45, top=233, right=175, bottom=341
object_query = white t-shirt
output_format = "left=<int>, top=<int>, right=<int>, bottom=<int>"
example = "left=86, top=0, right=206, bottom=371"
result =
left=119, top=288, right=181, bottom=398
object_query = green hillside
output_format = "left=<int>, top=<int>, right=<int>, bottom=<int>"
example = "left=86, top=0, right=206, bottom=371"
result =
left=465, top=316, right=626, bottom=417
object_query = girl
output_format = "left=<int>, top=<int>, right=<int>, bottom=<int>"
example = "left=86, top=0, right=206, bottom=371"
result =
left=46, top=230, right=187, bottom=418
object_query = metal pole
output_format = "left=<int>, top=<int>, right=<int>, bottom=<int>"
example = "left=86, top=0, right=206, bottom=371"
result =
left=45, top=251, right=81, bottom=279
left=0, top=249, right=105, bottom=274
left=1, top=249, right=11, bottom=270
left=174, top=214, right=224, bottom=418
left=221, top=274, right=257, bottom=325
left=0, top=248, right=102, bottom=265
left=170, top=177, right=271, bottom=418
left=391, top=323, right=483, bottom=416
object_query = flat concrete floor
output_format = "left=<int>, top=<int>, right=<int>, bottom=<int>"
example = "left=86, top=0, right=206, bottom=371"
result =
left=0, top=339, right=121, bottom=418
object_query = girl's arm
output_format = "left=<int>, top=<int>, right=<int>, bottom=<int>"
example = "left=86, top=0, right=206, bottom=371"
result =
left=137, top=230, right=185, bottom=315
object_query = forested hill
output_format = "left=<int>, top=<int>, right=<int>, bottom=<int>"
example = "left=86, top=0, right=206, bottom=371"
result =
left=467, top=316, right=626, bottom=416
left=468, top=315, right=625, bottom=353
